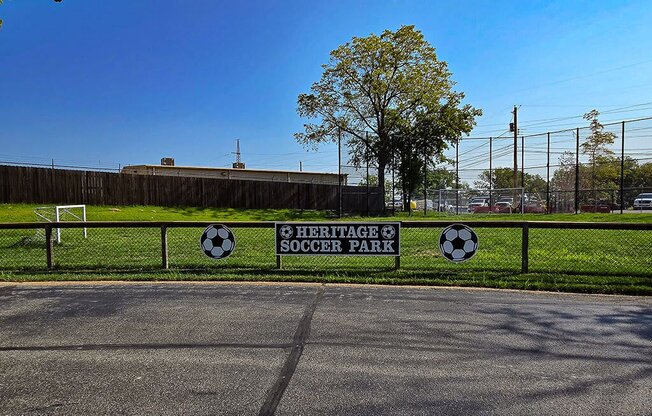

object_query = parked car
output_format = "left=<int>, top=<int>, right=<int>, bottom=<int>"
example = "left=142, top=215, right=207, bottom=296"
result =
left=517, top=199, right=546, bottom=214
left=633, top=193, right=652, bottom=210
left=494, top=196, right=514, bottom=213
left=415, top=199, right=436, bottom=211
left=447, top=204, right=467, bottom=214
left=386, top=197, right=403, bottom=210
left=430, top=199, right=453, bottom=212
left=468, top=196, right=490, bottom=213
left=581, top=200, right=612, bottom=213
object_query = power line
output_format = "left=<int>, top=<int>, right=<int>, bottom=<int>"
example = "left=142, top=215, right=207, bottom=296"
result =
left=472, top=103, right=652, bottom=136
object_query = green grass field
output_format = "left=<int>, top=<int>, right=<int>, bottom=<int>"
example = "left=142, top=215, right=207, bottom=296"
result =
left=2, top=203, right=652, bottom=223
left=0, top=204, right=651, bottom=295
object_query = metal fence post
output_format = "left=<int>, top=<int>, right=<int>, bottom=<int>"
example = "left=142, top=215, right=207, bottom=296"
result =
left=455, top=139, right=459, bottom=215
left=338, top=129, right=342, bottom=218
left=620, top=121, right=625, bottom=214
left=521, top=223, right=529, bottom=273
left=489, top=136, right=493, bottom=210
left=390, top=136, right=396, bottom=215
left=546, top=132, right=550, bottom=214
left=575, top=127, right=580, bottom=214
left=45, top=224, right=53, bottom=269
left=161, top=225, right=169, bottom=269
left=55, top=208, right=61, bottom=244
left=365, top=134, right=370, bottom=217
left=407, top=135, right=412, bottom=217
left=521, top=135, right=525, bottom=189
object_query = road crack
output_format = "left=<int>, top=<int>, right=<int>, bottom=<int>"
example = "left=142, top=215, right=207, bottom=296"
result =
left=257, top=285, right=325, bottom=416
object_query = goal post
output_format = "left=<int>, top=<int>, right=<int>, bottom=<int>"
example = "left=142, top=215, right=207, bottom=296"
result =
left=34, top=205, right=87, bottom=243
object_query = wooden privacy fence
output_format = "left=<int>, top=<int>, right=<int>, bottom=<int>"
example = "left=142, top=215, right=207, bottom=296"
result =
left=0, top=165, right=383, bottom=212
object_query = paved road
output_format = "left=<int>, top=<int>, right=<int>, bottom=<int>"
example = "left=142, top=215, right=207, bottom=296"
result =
left=0, top=282, right=650, bottom=415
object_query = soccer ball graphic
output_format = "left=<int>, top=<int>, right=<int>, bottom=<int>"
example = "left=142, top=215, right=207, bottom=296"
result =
left=279, top=225, right=294, bottom=239
left=439, top=224, right=478, bottom=262
left=200, top=224, right=236, bottom=260
left=381, top=224, right=396, bottom=239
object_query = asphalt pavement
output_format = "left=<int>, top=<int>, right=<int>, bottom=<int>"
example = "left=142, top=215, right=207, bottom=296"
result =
left=0, top=282, right=650, bottom=415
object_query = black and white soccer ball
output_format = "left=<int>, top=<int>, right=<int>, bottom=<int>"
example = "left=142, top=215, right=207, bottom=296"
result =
left=439, top=224, right=478, bottom=262
left=381, top=224, right=396, bottom=239
left=200, top=224, right=236, bottom=260
left=279, top=225, right=294, bottom=239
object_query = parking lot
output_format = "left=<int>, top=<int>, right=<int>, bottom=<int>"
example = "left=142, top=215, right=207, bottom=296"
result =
left=1, top=282, right=650, bottom=415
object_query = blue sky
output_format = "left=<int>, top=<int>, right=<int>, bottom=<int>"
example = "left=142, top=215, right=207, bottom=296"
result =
left=1, top=0, right=651, bottom=181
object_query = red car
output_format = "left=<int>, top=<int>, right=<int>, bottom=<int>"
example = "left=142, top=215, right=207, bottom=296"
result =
left=580, top=201, right=612, bottom=213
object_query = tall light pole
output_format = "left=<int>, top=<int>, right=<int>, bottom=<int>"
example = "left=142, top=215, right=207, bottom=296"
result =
left=511, top=106, right=518, bottom=190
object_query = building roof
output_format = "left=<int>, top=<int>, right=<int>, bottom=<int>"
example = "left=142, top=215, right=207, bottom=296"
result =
left=122, top=164, right=346, bottom=177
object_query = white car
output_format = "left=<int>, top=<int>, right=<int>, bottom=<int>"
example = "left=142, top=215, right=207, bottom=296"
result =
left=386, top=197, right=403, bottom=210
left=633, top=193, right=652, bottom=210
left=467, top=196, right=490, bottom=213
left=490, top=196, right=513, bottom=212
left=415, top=199, right=438, bottom=211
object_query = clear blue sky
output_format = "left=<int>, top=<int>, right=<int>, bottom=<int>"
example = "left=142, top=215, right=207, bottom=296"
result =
left=2, top=0, right=651, bottom=180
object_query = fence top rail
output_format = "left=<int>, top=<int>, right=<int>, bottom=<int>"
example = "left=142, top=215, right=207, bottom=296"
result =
left=0, top=220, right=651, bottom=231
left=401, top=221, right=525, bottom=228
left=524, top=221, right=652, bottom=230
left=401, top=221, right=652, bottom=230
left=0, top=221, right=277, bottom=229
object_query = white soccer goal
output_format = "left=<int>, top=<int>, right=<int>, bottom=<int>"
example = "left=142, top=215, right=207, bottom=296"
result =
left=34, top=205, right=87, bottom=244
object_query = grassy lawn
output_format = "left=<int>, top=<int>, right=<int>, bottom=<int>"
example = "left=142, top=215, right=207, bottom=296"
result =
left=0, top=204, right=650, bottom=295
left=2, top=270, right=650, bottom=296
left=1, top=203, right=652, bottom=223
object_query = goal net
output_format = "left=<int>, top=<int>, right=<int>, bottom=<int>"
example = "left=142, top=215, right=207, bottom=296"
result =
left=34, top=205, right=88, bottom=243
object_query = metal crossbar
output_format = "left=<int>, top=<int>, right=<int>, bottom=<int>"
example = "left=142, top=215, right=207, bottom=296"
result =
left=33, top=205, right=87, bottom=243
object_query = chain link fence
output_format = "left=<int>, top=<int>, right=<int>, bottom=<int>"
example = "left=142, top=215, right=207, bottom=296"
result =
left=382, top=117, right=652, bottom=215
left=1, top=221, right=650, bottom=277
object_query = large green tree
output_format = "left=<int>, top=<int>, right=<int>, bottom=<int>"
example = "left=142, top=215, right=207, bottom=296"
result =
left=631, top=162, right=652, bottom=188
left=475, top=167, right=546, bottom=196
left=581, top=110, right=616, bottom=192
left=295, top=25, right=480, bottom=198
left=422, top=165, right=457, bottom=192
left=551, top=151, right=578, bottom=192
